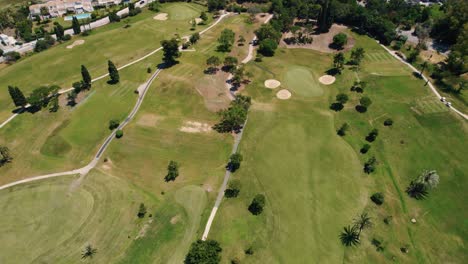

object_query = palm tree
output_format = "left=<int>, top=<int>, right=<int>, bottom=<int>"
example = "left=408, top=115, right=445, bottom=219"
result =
left=419, top=170, right=439, bottom=189
left=406, top=180, right=428, bottom=200
left=81, top=244, right=97, bottom=259
left=353, top=212, right=373, bottom=238
left=339, top=226, right=360, bottom=247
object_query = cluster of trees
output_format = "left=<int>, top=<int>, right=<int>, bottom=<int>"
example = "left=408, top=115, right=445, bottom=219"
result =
left=217, top=29, right=235, bottom=52
left=161, top=38, right=181, bottom=66
left=406, top=170, right=439, bottom=200
left=330, top=93, right=348, bottom=112
left=9, top=84, right=61, bottom=112
left=0, top=146, right=13, bottom=166
left=185, top=239, right=222, bottom=264
left=0, top=5, right=34, bottom=41
left=340, top=212, right=372, bottom=247
left=164, top=160, right=179, bottom=182
left=34, top=34, right=56, bottom=52
left=213, top=95, right=251, bottom=133
left=255, top=24, right=281, bottom=56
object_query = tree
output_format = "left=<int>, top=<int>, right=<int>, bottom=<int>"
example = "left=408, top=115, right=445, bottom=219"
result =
left=223, top=56, right=238, bottom=72
left=332, top=33, right=348, bottom=50
left=351, top=81, right=366, bottom=93
left=4, top=51, right=21, bottom=62
left=0, top=146, right=13, bottom=166
left=339, top=226, right=360, bottom=247
left=317, top=0, right=333, bottom=33
left=231, top=66, right=245, bottom=87
left=364, top=156, right=377, bottom=174
left=148, top=1, right=160, bottom=12
left=337, top=123, right=349, bottom=136
left=81, top=65, right=92, bottom=88
left=165, top=160, right=179, bottom=182
left=185, top=239, right=222, bottom=264
left=49, top=96, right=59, bottom=112
left=217, top=29, right=235, bottom=52
left=357, top=96, right=372, bottom=112
left=115, top=129, right=124, bottom=138
left=248, top=194, right=266, bottom=215
left=360, top=144, right=371, bottom=154
left=161, top=38, right=180, bottom=66
left=333, top=53, right=345, bottom=73
left=383, top=118, right=393, bottom=126
left=258, top=38, right=278, bottom=56
left=365, top=129, right=379, bottom=142
left=228, top=152, right=243, bottom=172
left=137, top=203, right=147, bottom=218
left=406, top=181, right=428, bottom=200
left=238, top=35, right=246, bottom=46
left=67, top=91, right=77, bottom=106
left=72, top=16, right=81, bottom=35
left=81, top=244, right=97, bottom=259
left=206, top=56, right=221, bottom=73
left=189, top=32, right=200, bottom=44
left=8, top=86, right=27, bottom=107
left=54, top=23, right=65, bottom=40
left=225, top=179, right=241, bottom=198
left=336, top=93, right=348, bottom=104
left=353, top=212, right=372, bottom=238
left=207, top=0, right=227, bottom=12
left=370, top=192, right=384, bottom=205
left=255, top=24, right=281, bottom=42
left=200, top=11, right=208, bottom=23
left=28, top=86, right=59, bottom=110
left=109, top=119, right=119, bottom=130
left=108, top=60, right=119, bottom=84
left=350, top=47, right=365, bottom=66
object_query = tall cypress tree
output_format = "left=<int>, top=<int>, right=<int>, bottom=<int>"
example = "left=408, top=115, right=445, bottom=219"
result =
left=81, top=65, right=92, bottom=88
left=318, top=0, right=333, bottom=33
left=72, top=16, right=81, bottom=35
left=54, top=23, right=64, bottom=40
left=108, top=60, right=119, bottom=84
left=8, top=86, right=27, bottom=107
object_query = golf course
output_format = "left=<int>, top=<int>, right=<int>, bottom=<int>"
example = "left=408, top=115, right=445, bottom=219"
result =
left=0, top=1, right=466, bottom=263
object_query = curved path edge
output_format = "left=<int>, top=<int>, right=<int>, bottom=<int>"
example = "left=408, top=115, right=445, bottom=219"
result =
left=0, top=13, right=230, bottom=191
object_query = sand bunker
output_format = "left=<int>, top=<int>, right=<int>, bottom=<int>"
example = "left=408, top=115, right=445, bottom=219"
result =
left=179, top=121, right=211, bottom=133
left=264, top=79, right=281, bottom=89
left=276, top=89, right=291, bottom=100
left=189, top=18, right=203, bottom=24
left=66, top=39, right=85, bottom=49
left=153, top=13, right=168, bottom=21
left=318, top=75, right=336, bottom=85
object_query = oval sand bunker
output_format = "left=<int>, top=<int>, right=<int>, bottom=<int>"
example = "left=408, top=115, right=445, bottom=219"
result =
left=66, top=40, right=85, bottom=49
left=264, top=79, right=281, bottom=89
left=153, top=13, right=168, bottom=21
left=318, top=75, right=336, bottom=85
left=276, top=89, right=291, bottom=100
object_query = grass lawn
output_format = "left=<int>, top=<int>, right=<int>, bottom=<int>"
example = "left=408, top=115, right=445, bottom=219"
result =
left=208, top=29, right=467, bottom=263
left=0, top=3, right=208, bottom=120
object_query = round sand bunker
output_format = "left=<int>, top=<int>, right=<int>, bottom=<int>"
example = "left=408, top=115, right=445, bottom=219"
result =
left=153, top=13, right=168, bottom=21
left=276, top=89, right=291, bottom=100
left=66, top=39, right=85, bottom=49
left=264, top=79, right=281, bottom=89
left=318, top=75, right=336, bottom=85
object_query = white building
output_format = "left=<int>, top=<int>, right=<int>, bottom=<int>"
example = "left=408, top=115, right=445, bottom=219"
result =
left=29, top=0, right=94, bottom=18
left=0, top=34, right=17, bottom=47
left=92, top=0, right=122, bottom=7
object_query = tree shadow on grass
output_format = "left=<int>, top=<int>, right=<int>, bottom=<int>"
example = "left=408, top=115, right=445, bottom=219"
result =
left=355, top=105, right=367, bottom=113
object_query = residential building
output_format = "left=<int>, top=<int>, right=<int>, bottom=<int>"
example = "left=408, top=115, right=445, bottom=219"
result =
left=29, top=0, right=94, bottom=18
left=92, top=0, right=122, bottom=7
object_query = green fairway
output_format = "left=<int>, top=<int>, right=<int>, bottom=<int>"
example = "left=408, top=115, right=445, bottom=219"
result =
left=0, top=171, right=157, bottom=263
left=208, top=30, right=468, bottom=263
left=0, top=3, right=207, bottom=120
left=284, top=66, right=323, bottom=97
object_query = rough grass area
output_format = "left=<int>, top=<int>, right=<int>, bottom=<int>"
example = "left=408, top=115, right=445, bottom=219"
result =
left=209, top=31, right=467, bottom=263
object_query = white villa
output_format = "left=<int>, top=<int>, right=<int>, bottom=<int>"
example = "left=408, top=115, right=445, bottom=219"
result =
left=29, top=0, right=122, bottom=18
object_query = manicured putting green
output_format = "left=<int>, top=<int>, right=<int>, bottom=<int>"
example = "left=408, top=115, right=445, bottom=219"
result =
left=166, top=3, right=201, bottom=20
left=284, top=66, right=323, bottom=97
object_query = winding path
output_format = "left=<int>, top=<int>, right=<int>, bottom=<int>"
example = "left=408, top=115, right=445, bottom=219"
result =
left=0, top=13, right=230, bottom=130
left=0, top=13, right=230, bottom=191
left=380, top=44, right=468, bottom=120
left=201, top=14, right=273, bottom=241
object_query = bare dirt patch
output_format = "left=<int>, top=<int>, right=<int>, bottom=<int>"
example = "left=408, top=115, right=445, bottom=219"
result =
left=179, top=121, right=212, bottom=133
left=153, top=13, right=168, bottom=21
left=264, top=79, right=281, bottom=89
left=281, top=24, right=354, bottom=53
left=135, top=219, right=153, bottom=239
left=195, top=73, right=231, bottom=112
left=137, top=114, right=164, bottom=127
left=318, top=75, right=336, bottom=85
left=189, top=18, right=203, bottom=24
left=66, top=40, right=85, bottom=49
left=170, top=215, right=181, bottom=225
left=276, top=89, right=292, bottom=100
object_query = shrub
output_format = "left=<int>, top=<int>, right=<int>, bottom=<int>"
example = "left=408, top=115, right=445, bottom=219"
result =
left=360, top=144, right=371, bottom=154
left=332, top=33, right=348, bottom=49
left=137, top=203, right=147, bottom=218
left=115, top=129, right=123, bottom=138
left=109, top=119, right=120, bottom=130
left=337, top=123, right=349, bottom=136
left=365, top=129, right=379, bottom=142
left=383, top=216, right=392, bottom=225
left=185, top=240, right=222, bottom=264
left=336, top=93, right=349, bottom=104
left=371, top=238, right=384, bottom=252
left=384, top=118, right=393, bottom=126
left=364, top=156, right=377, bottom=174
left=245, top=247, right=254, bottom=255
left=164, top=160, right=179, bottom=182
left=370, top=192, right=384, bottom=205
left=62, top=34, right=71, bottom=41
left=225, top=179, right=241, bottom=198
left=248, top=194, right=266, bottom=215
left=330, top=102, right=344, bottom=112
left=147, top=67, right=152, bottom=73
left=228, top=153, right=243, bottom=172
